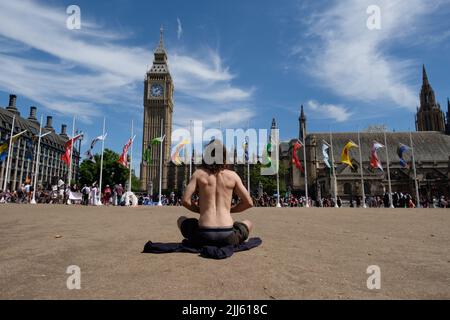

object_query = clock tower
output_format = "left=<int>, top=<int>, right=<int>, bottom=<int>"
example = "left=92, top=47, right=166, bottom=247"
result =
left=140, top=26, right=174, bottom=192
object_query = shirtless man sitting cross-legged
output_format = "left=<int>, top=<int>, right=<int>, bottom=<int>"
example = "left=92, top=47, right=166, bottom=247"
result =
left=178, top=139, right=254, bottom=246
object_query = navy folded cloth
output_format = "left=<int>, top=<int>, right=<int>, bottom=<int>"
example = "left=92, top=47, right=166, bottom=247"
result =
left=142, top=237, right=262, bottom=259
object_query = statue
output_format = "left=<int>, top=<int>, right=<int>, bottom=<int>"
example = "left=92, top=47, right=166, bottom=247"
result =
left=258, top=181, right=263, bottom=198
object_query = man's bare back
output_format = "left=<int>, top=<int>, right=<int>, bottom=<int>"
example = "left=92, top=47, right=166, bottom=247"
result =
left=181, top=168, right=253, bottom=227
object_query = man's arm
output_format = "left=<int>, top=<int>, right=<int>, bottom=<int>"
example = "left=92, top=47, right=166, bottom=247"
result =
left=182, top=172, right=200, bottom=213
left=231, top=173, right=254, bottom=213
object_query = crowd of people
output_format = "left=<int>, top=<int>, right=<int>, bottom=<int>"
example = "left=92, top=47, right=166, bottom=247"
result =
left=0, top=181, right=65, bottom=204
left=135, top=191, right=450, bottom=208
left=1, top=182, right=449, bottom=208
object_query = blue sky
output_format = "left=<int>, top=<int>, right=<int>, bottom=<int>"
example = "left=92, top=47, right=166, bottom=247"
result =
left=0, top=0, right=449, bottom=174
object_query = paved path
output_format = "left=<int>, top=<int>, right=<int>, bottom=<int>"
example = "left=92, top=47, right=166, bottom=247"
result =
left=0, top=205, right=449, bottom=299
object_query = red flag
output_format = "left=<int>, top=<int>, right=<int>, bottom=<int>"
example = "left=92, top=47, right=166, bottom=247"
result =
left=61, top=134, right=82, bottom=166
left=292, top=141, right=305, bottom=173
left=118, top=137, right=134, bottom=168
left=370, top=141, right=384, bottom=171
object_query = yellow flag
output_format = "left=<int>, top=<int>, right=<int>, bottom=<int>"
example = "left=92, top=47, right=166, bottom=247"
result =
left=11, top=130, right=27, bottom=143
left=171, top=138, right=190, bottom=166
left=340, top=140, right=358, bottom=168
left=0, top=143, right=8, bottom=154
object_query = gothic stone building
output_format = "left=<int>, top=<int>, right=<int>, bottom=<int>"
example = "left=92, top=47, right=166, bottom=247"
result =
left=140, top=28, right=231, bottom=194
left=140, top=28, right=175, bottom=193
left=139, top=29, right=449, bottom=199
left=0, top=94, right=80, bottom=191
left=284, top=66, right=450, bottom=200
left=416, top=65, right=448, bottom=133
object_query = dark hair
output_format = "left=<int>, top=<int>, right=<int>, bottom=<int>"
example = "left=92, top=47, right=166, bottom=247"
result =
left=201, top=139, right=228, bottom=174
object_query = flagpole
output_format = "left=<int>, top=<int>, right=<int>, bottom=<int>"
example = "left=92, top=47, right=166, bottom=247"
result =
left=98, top=117, right=106, bottom=205
left=128, top=120, right=133, bottom=193
left=357, top=130, right=367, bottom=208
left=3, top=115, right=15, bottom=192
left=157, top=118, right=164, bottom=206
left=409, top=131, right=420, bottom=208
left=276, top=167, right=281, bottom=207
left=383, top=132, right=394, bottom=208
left=189, top=120, right=192, bottom=179
left=302, top=136, right=309, bottom=208
left=329, top=131, right=339, bottom=208
left=247, top=121, right=250, bottom=195
left=66, top=116, right=76, bottom=205
left=67, top=117, right=75, bottom=187
left=275, top=127, right=281, bottom=208
left=31, top=116, right=43, bottom=204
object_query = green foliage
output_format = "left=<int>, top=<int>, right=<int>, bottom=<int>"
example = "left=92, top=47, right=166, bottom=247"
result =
left=79, top=148, right=137, bottom=191
left=249, top=162, right=288, bottom=195
left=131, top=172, right=140, bottom=192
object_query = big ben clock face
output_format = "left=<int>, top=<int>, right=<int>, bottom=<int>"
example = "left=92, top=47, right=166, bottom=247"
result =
left=150, top=84, right=164, bottom=97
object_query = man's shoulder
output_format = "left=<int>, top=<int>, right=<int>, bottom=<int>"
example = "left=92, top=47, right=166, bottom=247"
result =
left=222, top=169, right=240, bottom=179
left=194, top=168, right=237, bottom=178
left=222, top=168, right=237, bottom=174
left=194, top=168, right=207, bottom=176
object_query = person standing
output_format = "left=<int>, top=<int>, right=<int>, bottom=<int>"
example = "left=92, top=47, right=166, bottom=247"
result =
left=337, top=196, right=342, bottom=208
left=90, top=183, right=98, bottom=205
left=103, top=185, right=112, bottom=205
left=114, top=183, right=123, bottom=206
left=81, top=184, right=90, bottom=205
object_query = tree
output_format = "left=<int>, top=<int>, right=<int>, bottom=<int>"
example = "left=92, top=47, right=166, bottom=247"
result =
left=79, top=148, right=138, bottom=191
left=249, top=162, right=288, bottom=196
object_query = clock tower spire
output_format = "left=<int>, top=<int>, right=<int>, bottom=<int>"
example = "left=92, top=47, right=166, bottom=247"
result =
left=140, top=27, right=174, bottom=192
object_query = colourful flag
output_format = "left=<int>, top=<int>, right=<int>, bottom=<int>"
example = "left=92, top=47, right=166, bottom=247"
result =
left=61, top=134, right=83, bottom=166
left=340, top=140, right=358, bottom=168
left=142, top=144, right=152, bottom=165
left=322, top=142, right=331, bottom=168
left=85, top=133, right=107, bottom=163
left=151, top=136, right=165, bottom=144
left=142, top=143, right=153, bottom=165
left=0, top=130, right=28, bottom=162
left=242, top=137, right=249, bottom=162
left=397, top=143, right=410, bottom=168
left=142, top=135, right=165, bottom=165
left=370, top=141, right=384, bottom=171
left=0, top=141, right=8, bottom=162
left=292, top=141, right=304, bottom=173
left=117, top=135, right=135, bottom=168
left=171, top=138, right=190, bottom=165
left=11, top=130, right=27, bottom=143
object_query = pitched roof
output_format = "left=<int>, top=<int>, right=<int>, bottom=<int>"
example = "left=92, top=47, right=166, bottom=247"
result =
left=0, top=107, right=71, bottom=152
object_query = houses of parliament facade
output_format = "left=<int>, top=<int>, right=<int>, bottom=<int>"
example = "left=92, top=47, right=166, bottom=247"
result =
left=140, top=29, right=450, bottom=199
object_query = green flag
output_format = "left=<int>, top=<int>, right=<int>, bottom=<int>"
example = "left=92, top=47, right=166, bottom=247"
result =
left=261, top=143, right=272, bottom=168
left=142, top=136, right=165, bottom=165
left=151, top=136, right=164, bottom=144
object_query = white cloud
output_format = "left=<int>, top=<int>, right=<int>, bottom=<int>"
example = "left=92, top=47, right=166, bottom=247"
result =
left=297, top=0, right=446, bottom=110
left=177, top=17, right=183, bottom=39
left=306, top=100, right=352, bottom=122
left=0, top=0, right=253, bottom=124
left=174, top=103, right=254, bottom=128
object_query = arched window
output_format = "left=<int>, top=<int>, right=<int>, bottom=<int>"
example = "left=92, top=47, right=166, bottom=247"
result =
left=344, top=183, right=352, bottom=195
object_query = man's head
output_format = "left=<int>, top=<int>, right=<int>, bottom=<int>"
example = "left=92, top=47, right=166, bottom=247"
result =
left=201, top=139, right=228, bottom=174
